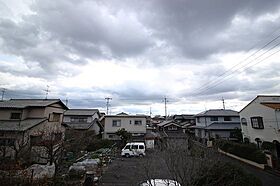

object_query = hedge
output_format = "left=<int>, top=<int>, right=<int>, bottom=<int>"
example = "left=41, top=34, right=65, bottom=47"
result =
left=216, top=140, right=266, bottom=164
left=194, top=161, right=262, bottom=186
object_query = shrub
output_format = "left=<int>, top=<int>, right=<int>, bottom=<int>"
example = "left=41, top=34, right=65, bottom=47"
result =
left=194, top=161, right=262, bottom=186
left=217, top=140, right=266, bottom=164
left=86, top=139, right=114, bottom=152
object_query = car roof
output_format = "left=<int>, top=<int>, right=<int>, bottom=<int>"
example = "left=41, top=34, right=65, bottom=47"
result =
left=126, top=142, right=145, bottom=145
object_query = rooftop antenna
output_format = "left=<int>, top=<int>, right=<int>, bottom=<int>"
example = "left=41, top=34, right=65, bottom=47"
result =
left=105, top=97, right=112, bottom=115
left=222, top=97, right=226, bottom=110
left=149, top=107, right=152, bottom=118
left=65, top=98, right=69, bottom=107
left=1, top=88, right=6, bottom=101
left=163, top=96, right=168, bottom=121
left=44, top=85, right=50, bottom=99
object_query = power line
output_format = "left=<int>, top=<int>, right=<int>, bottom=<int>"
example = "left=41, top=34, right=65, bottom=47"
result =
left=191, top=28, right=280, bottom=96
left=192, top=34, right=280, bottom=97
left=196, top=45, right=280, bottom=97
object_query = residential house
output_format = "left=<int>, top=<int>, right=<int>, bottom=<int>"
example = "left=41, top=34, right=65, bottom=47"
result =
left=192, top=109, right=241, bottom=141
left=0, top=99, right=68, bottom=162
left=63, top=109, right=102, bottom=134
left=157, top=120, right=186, bottom=139
left=239, top=95, right=280, bottom=159
left=102, top=113, right=146, bottom=140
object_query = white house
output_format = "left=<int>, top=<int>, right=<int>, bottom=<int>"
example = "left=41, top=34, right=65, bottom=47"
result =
left=192, top=109, right=240, bottom=140
left=102, top=113, right=146, bottom=140
left=239, top=95, right=280, bottom=151
left=63, top=109, right=102, bottom=134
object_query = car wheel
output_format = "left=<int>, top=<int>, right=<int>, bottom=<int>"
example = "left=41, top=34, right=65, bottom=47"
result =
left=139, top=154, right=144, bottom=157
left=125, top=153, right=130, bottom=158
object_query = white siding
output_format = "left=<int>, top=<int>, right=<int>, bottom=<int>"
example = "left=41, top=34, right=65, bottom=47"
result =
left=240, top=96, right=280, bottom=143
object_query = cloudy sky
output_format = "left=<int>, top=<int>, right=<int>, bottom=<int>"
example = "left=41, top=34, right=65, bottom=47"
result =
left=1, top=0, right=280, bottom=115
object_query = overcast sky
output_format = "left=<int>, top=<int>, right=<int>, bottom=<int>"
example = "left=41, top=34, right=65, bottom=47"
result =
left=1, top=0, right=280, bottom=115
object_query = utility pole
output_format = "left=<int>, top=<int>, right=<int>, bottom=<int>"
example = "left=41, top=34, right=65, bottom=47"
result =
left=44, top=85, right=50, bottom=99
left=149, top=107, right=152, bottom=118
left=163, top=96, right=168, bottom=121
left=1, top=88, right=6, bottom=101
left=105, top=97, right=112, bottom=115
left=222, top=97, right=225, bottom=110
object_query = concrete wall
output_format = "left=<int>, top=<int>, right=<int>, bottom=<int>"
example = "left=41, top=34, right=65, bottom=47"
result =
left=240, top=96, right=280, bottom=143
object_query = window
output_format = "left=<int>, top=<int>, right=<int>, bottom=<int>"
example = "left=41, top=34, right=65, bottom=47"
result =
left=10, top=113, right=21, bottom=120
left=124, top=145, right=131, bottom=149
left=241, top=118, right=247, bottom=125
left=210, top=117, right=218, bottom=121
left=251, top=117, right=264, bottom=129
left=112, top=120, right=121, bottom=127
left=53, top=113, right=61, bottom=122
left=197, top=117, right=200, bottom=123
left=108, top=134, right=115, bottom=139
left=167, top=125, right=177, bottom=131
left=0, top=138, right=15, bottom=146
left=224, top=116, right=232, bottom=121
left=134, top=120, right=142, bottom=125
left=139, top=145, right=144, bottom=149
left=70, top=117, right=87, bottom=123
left=131, top=145, right=138, bottom=149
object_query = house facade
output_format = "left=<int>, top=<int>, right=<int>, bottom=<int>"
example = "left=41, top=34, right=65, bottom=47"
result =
left=0, top=99, right=68, bottom=161
left=102, top=113, right=146, bottom=140
left=63, top=109, right=102, bottom=134
left=239, top=95, right=280, bottom=150
left=193, top=109, right=240, bottom=140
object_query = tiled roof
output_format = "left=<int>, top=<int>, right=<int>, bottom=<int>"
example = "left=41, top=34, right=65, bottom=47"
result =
left=195, top=109, right=239, bottom=117
left=0, top=118, right=47, bottom=131
left=64, top=109, right=99, bottom=116
left=0, top=99, right=67, bottom=109
left=205, top=122, right=241, bottom=130
left=157, top=120, right=173, bottom=127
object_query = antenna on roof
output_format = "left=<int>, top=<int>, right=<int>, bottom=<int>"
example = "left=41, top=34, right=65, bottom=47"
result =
left=65, top=98, right=69, bottom=106
left=1, top=88, right=6, bottom=101
left=105, top=97, right=112, bottom=115
left=222, top=97, right=226, bottom=110
left=44, top=85, right=50, bottom=99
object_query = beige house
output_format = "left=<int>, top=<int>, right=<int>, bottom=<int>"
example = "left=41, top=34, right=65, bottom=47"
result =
left=0, top=99, right=68, bottom=161
left=102, top=113, right=147, bottom=140
left=63, top=109, right=103, bottom=134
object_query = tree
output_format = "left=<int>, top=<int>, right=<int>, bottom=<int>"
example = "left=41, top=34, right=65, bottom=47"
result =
left=230, top=128, right=243, bottom=142
left=115, top=128, right=132, bottom=145
left=140, top=138, right=262, bottom=186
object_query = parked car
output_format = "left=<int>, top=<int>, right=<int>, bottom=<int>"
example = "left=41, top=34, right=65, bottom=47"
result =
left=140, top=179, right=181, bottom=186
left=121, top=142, right=146, bottom=157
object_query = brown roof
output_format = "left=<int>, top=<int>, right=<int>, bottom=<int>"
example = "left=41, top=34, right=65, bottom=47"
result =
left=261, top=103, right=280, bottom=109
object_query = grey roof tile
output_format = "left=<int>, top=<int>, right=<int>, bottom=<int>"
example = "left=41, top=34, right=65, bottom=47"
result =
left=0, top=118, right=47, bottom=131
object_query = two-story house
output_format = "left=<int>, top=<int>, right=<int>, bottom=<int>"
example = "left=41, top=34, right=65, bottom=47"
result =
left=239, top=95, right=280, bottom=159
left=63, top=109, right=102, bottom=134
left=0, top=99, right=68, bottom=161
left=192, top=109, right=240, bottom=140
left=102, top=113, right=146, bottom=140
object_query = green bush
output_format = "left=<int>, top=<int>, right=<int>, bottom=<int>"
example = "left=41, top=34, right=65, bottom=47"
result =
left=194, top=161, right=262, bottom=186
left=86, top=139, right=114, bottom=152
left=217, top=140, right=266, bottom=164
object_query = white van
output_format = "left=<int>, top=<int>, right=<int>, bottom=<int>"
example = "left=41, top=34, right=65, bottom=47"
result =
left=121, top=142, right=146, bottom=157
